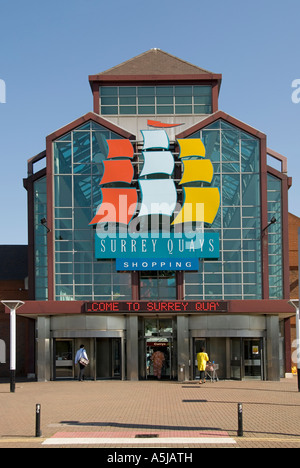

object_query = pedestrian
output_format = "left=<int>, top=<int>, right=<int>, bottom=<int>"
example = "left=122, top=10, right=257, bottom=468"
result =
left=197, top=347, right=209, bottom=384
left=151, top=348, right=165, bottom=379
left=75, top=344, right=89, bottom=381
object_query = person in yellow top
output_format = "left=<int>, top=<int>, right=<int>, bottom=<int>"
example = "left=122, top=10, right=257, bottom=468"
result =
left=197, top=347, right=210, bottom=384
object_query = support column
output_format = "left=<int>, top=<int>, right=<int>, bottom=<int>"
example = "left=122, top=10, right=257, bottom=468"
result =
left=266, top=315, right=280, bottom=381
left=177, top=316, right=189, bottom=381
left=36, top=317, right=51, bottom=382
left=126, top=315, right=139, bottom=381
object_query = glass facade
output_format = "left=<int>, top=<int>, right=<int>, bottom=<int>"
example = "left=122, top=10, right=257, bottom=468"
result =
left=100, top=86, right=212, bottom=116
left=53, top=121, right=132, bottom=301
left=267, top=174, right=283, bottom=299
left=34, top=176, right=48, bottom=300
left=184, top=119, right=262, bottom=300
left=50, top=118, right=284, bottom=303
left=140, top=272, right=176, bottom=300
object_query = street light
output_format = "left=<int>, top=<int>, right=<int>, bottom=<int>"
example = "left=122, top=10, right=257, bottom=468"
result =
left=262, top=216, right=277, bottom=233
left=1, top=301, right=25, bottom=393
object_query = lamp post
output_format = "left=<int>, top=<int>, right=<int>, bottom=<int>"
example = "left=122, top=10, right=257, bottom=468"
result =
left=1, top=301, right=25, bottom=393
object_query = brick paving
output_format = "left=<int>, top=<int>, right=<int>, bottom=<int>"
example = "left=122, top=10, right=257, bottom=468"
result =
left=0, top=378, right=300, bottom=448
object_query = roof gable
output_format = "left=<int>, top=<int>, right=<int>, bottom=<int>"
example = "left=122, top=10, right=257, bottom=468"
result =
left=91, top=49, right=217, bottom=77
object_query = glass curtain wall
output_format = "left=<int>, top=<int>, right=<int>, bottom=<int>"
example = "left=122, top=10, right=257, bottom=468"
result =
left=34, top=177, right=48, bottom=300
left=140, top=271, right=176, bottom=300
left=184, top=119, right=262, bottom=300
left=53, top=121, right=132, bottom=301
left=267, top=174, right=283, bottom=299
left=100, top=86, right=212, bottom=116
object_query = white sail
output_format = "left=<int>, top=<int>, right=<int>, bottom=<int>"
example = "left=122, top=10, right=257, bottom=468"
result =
left=140, top=151, right=174, bottom=177
left=138, top=179, right=177, bottom=217
left=141, top=130, right=170, bottom=150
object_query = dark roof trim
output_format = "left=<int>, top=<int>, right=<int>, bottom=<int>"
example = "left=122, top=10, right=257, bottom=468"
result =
left=176, top=110, right=267, bottom=141
left=46, top=112, right=136, bottom=142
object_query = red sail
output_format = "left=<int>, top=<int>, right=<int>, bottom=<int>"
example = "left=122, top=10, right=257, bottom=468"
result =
left=107, top=139, right=134, bottom=159
left=100, top=159, right=134, bottom=185
left=89, top=188, right=138, bottom=225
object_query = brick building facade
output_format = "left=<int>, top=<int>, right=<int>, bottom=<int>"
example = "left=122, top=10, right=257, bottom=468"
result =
left=289, top=213, right=300, bottom=371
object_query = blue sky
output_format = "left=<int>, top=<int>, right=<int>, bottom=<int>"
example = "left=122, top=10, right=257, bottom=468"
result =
left=0, top=0, right=299, bottom=244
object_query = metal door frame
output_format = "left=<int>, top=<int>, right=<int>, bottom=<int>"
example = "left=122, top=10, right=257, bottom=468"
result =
left=53, top=338, right=75, bottom=380
left=243, top=338, right=264, bottom=380
left=95, top=337, right=122, bottom=380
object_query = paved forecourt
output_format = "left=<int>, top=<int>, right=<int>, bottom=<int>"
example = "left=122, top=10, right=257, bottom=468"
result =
left=0, top=378, right=300, bottom=448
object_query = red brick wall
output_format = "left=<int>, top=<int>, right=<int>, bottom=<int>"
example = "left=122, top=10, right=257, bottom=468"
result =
left=289, top=213, right=300, bottom=370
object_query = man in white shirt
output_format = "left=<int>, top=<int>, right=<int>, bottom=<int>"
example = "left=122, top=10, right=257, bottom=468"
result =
left=75, top=344, right=89, bottom=381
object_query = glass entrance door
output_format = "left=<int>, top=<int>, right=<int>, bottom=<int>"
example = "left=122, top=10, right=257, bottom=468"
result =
left=55, top=339, right=74, bottom=379
left=230, top=338, right=263, bottom=380
left=96, top=338, right=121, bottom=379
left=230, top=338, right=242, bottom=380
left=146, top=339, right=172, bottom=379
left=244, top=339, right=263, bottom=380
left=144, top=318, right=174, bottom=380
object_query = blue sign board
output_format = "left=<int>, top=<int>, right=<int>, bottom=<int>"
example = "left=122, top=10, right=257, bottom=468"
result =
left=116, top=258, right=199, bottom=271
left=95, top=232, right=219, bottom=262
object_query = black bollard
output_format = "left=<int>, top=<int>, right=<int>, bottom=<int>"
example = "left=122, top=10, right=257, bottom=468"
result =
left=237, top=403, right=243, bottom=437
left=35, top=404, right=42, bottom=437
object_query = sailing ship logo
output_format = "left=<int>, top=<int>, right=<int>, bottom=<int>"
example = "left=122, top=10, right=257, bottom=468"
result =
left=90, top=129, right=220, bottom=228
left=90, top=126, right=220, bottom=267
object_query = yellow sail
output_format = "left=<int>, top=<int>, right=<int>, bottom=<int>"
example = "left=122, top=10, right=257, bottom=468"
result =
left=172, top=187, right=220, bottom=225
left=180, top=159, right=213, bottom=185
left=177, top=139, right=206, bottom=158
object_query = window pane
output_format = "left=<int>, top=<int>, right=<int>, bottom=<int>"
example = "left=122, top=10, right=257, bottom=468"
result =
left=201, top=130, right=220, bottom=162
left=54, top=142, right=72, bottom=174
left=138, top=106, right=155, bottom=114
left=101, top=97, right=118, bottom=105
left=73, top=208, right=92, bottom=229
left=119, top=87, right=136, bottom=96
left=157, top=105, right=173, bottom=114
left=73, top=132, right=91, bottom=164
left=73, top=175, right=92, bottom=207
left=120, top=106, right=136, bottom=114
left=195, top=105, right=212, bottom=114
left=194, top=86, right=211, bottom=96
left=222, top=131, right=240, bottom=161
left=156, top=86, right=173, bottom=95
left=120, top=96, right=136, bottom=105
left=175, top=86, right=192, bottom=96
left=157, top=96, right=173, bottom=105
left=100, top=87, right=117, bottom=96
left=175, top=96, right=192, bottom=104
left=194, top=95, right=211, bottom=105
left=138, top=87, right=155, bottom=95
left=54, top=176, right=72, bottom=207
left=138, top=96, right=155, bottom=105
left=175, top=105, right=192, bottom=114
left=101, top=106, right=118, bottom=115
